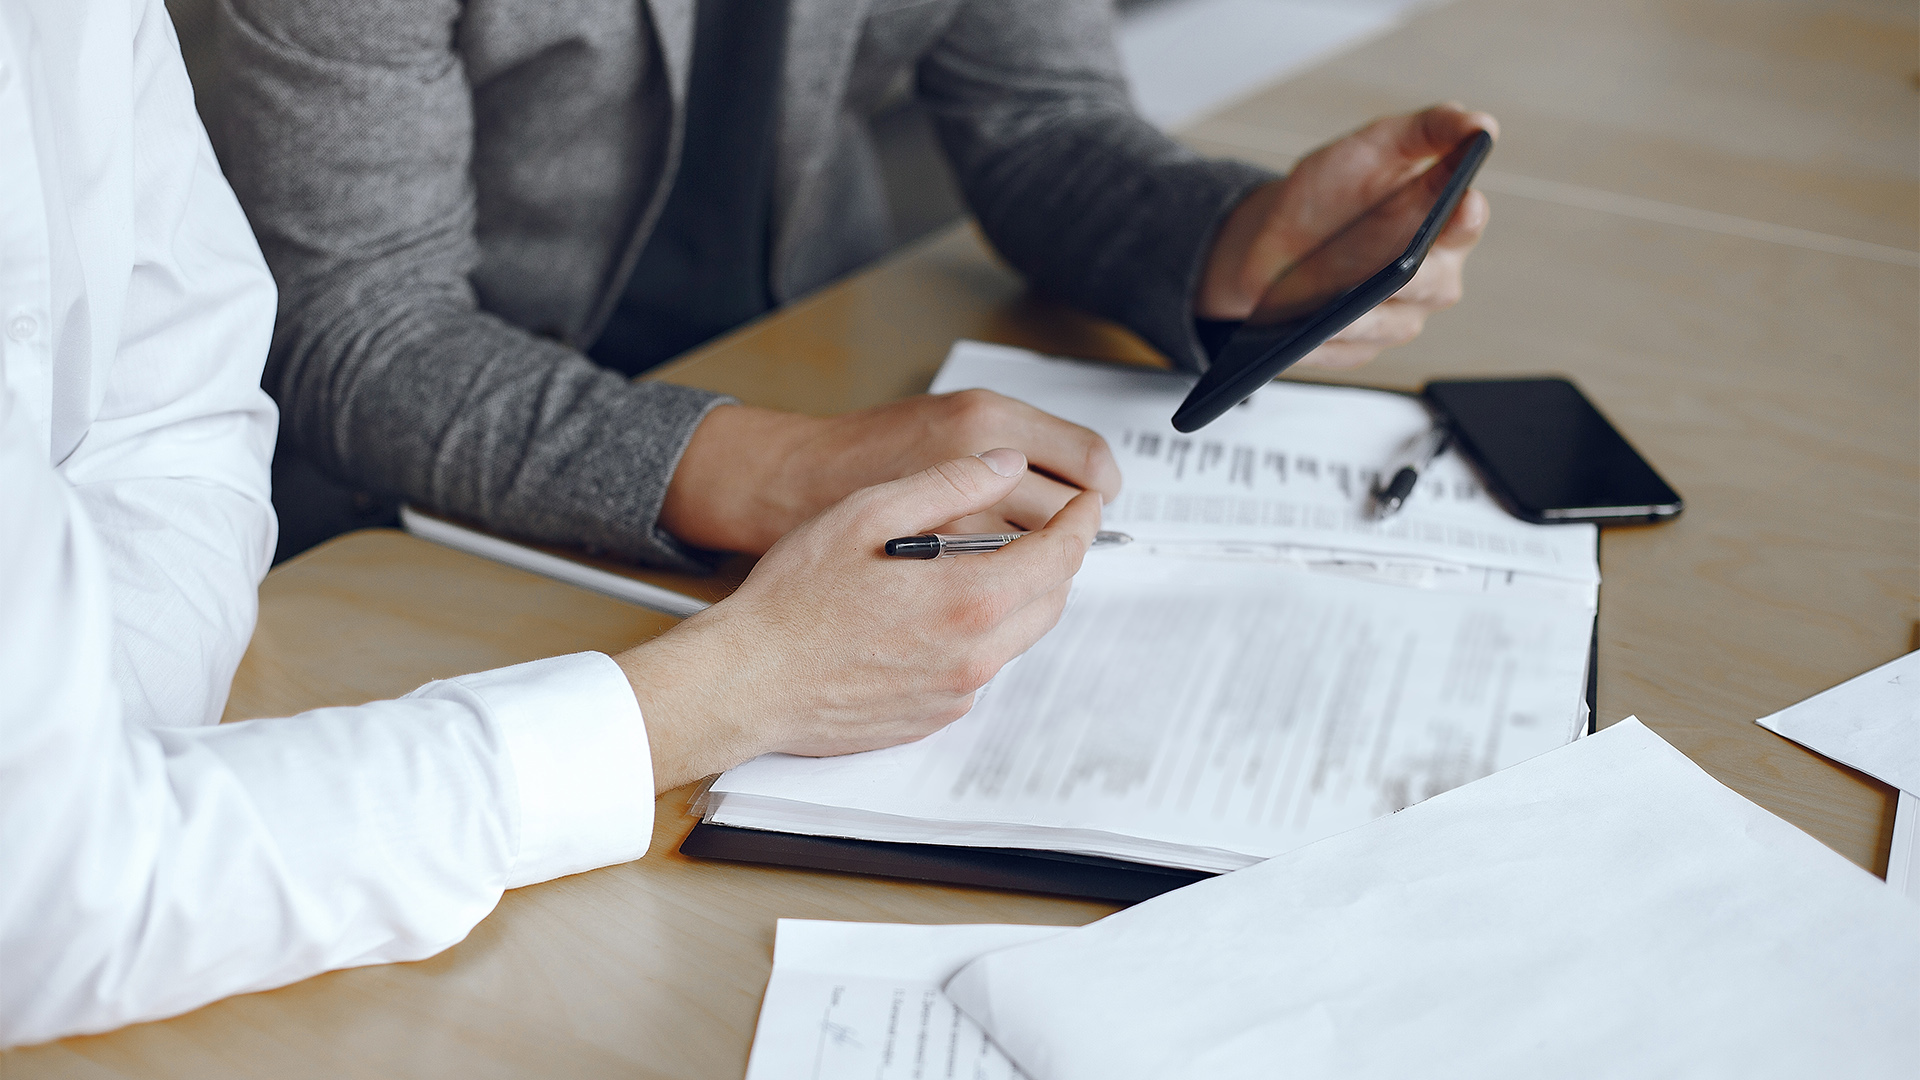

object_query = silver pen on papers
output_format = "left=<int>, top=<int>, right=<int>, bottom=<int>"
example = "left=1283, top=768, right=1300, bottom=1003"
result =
left=883, top=531, right=1133, bottom=559
left=1370, top=425, right=1451, bottom=518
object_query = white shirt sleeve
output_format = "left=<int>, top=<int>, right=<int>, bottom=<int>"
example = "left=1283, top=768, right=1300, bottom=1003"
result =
left=49, top=0, right=280, bottom=729
left=0, top=0, right=658, bottom=1047
left=0, top=407, right=656, bottom=1047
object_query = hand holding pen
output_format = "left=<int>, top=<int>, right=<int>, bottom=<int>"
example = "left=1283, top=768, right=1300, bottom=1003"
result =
left=628, top=448, right=1103, bottom=781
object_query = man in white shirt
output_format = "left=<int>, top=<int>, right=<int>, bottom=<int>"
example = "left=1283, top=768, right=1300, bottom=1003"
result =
left=0, top=0, right=1097, bottom=1047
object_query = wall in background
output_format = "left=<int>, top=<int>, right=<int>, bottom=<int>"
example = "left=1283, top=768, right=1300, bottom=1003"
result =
left=879, top=0, right=1440, bottom=245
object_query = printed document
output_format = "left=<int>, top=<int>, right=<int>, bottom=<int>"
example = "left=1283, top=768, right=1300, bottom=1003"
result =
left=706, top=343, right=1599, bottom=873
left=712, top=552, right=1593, bottom=871
left=943, top=719, right=1920, bottom=1080
left=743, top=920, right=1062, bottom=1080
left=929, top=341, right=1598, bottom=586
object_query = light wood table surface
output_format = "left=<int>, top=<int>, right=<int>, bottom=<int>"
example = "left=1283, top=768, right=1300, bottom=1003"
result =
left=10, top=0, right=1915, bottom=1076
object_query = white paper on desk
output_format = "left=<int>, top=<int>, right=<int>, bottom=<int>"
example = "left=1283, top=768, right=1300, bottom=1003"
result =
left=1889, top=789, right=1919, bottom=902
left=712, top=552, right=1594, bottom=871
left=1755, top=650, right=1920, bottom=794
left=931, top=341, right=1599, bottom=585
left=743, top=921, right=1067, bottom=1080
left=944, top=719, right=1920, bottom=1080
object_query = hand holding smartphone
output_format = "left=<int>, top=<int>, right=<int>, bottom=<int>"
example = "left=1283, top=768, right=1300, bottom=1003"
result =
left=1174, top=130, right=1494, bottom=433
left=1169, top=123, right=1679, bottom=526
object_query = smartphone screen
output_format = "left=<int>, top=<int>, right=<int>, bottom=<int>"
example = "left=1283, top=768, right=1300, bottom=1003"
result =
left=1423, top=378, right=1683, bottom=525
left=1174, top=131, right=1491, bottom=433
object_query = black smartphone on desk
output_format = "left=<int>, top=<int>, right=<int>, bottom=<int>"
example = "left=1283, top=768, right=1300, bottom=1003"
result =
left=1423, top=377, right=1683, bottom=525
left=1173, top=129, right=1493, bottom=432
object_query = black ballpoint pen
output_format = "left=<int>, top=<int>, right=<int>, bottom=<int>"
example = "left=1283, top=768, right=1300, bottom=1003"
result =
left=884, top=531, right=1133, bottom=559
left=1371, top=425, right=1451, bottom=518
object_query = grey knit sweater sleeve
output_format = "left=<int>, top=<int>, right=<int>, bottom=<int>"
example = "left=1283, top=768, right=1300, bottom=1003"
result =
left=923, top=0, right=1279, bottom=373
left=207, top=0, right=726, bottom=571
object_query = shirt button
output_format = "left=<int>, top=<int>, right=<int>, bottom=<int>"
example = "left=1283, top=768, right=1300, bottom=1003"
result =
left=7, top=312, right=38, bottom=342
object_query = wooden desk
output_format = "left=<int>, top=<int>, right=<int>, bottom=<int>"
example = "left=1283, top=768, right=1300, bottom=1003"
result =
left=10, top=0, right=1914, bottom=1075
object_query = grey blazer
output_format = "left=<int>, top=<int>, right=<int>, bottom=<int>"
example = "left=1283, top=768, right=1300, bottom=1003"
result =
left=208, top=0, right=1273, bottom=569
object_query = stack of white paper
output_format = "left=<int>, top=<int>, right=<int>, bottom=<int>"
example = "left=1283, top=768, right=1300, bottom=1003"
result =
left=940, top=719, right=1919, bottom=1079
left=1756, top=650, right=1920, bottom=901
left=704, top=344, right=1603, bottom=874
left=712, top=552, right=1595, bottom=871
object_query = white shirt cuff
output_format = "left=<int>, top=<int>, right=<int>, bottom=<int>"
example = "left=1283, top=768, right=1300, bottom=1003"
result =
left=441, top=652, right=654, bottom=888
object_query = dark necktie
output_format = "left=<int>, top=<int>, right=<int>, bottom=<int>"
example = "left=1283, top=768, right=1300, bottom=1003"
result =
left=589, top=0, right=791, bottom=376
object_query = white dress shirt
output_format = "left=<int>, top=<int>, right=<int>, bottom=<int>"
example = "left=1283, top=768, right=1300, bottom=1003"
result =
left=0, top=0, right=656, bottom=1047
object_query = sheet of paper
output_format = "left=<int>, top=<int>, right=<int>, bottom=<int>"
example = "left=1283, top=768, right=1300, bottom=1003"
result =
left=942, top=719, right=1920, bottom=1080
left=743, top=921, right=1065, bottom=1080
left=1755, top=650, right=1920, bottom=794
left=930, top=341, right=1598, bottom=584
left=712, top=552, right=1594, bottom=871
left=1890, top=789, right=1918, bottom=903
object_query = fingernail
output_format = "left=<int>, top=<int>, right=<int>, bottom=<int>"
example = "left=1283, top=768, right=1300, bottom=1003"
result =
left=975, top=448, right=1025, bottom=477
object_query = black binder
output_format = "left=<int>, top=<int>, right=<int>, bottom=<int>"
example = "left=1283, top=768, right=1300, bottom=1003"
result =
left=680, top=823, right=1210, bottom=903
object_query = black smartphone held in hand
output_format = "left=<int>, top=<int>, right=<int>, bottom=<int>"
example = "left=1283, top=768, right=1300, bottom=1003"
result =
left=1423, top=377, right=1683, bottom=526
left=1172, top=129, right=1493, bottom=433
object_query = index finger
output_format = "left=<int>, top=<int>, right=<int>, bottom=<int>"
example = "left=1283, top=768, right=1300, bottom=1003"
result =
left=1431, top=189, right=1491, bottom=252
left=978, top=397, right=1123, bottom=504
left=951, top=489, right=1104, bottom=602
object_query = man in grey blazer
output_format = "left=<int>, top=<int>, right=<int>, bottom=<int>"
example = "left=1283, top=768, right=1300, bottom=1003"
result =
left=208, top=0, right=1491, bottom=568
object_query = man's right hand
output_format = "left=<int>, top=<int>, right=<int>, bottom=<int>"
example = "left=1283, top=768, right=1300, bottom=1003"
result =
left=1196, top=104, right=1496, bottom=371
left=621, top=448, right=1100, bottom=792
left=659, top=394, right=1120, bottom=554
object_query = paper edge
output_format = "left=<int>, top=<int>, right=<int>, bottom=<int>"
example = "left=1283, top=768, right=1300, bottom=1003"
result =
left=1888, top=790, right=1918, bottom=901
left=1752, top=650, right=1920, bottom=792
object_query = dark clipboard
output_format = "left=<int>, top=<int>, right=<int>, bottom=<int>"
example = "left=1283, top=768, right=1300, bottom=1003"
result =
left=681, top=478, right=1603, bottom=904
left=679, top=823, right=1210, bottom=904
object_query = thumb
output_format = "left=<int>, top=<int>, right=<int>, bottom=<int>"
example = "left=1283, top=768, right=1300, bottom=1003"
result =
left=859, top=448, right=1027, bottom=534
left=1386, top=103, right=1495, bottom=162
